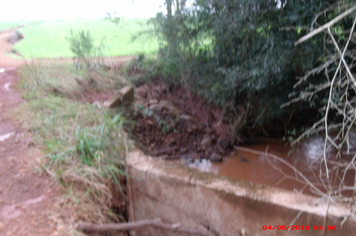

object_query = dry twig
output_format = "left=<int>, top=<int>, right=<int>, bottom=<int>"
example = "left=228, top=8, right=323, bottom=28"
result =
left=283, top=2, right=356, bottom=213
left=76, top=218, right=213, bottom=236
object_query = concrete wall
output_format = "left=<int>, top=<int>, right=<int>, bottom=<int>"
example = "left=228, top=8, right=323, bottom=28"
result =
left=127, top=149, right=356, bottom=236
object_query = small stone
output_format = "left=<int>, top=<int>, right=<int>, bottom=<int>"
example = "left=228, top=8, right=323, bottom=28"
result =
left=179, top=147, right=188, bottom=153
left=203, top=127, right=211, bottom=134
left=210, top=152, right=223, bottom=163
left=104, top=95, right=122, bottom=108
left=104, top=85, right=134, bottom=108
left=148, top=99, right=159, bottom=105
left=119, top=85, right=134, bottom=105
left=218, top=138, right=230, bottom=149
left=217, top=144, right=225, bottom=155
left=240, top=157, right=248, bottom=163
left=228, top=151, right=236, bottom=156
left=200, top=134, right=211, bottom=146
left=180, top=114, right=195, bottom=121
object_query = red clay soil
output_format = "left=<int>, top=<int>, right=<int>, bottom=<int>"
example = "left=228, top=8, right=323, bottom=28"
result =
left=0, top=31, right=65, bottom=235
left=0, top=29, right=135, bottom=236
left=128, top=82, right=233, bottom=162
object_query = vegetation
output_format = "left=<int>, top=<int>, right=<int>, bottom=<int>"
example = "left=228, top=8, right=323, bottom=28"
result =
left=147, top=0, right=354, bottom=139
left=3, top=0, right=355, bottom=219
left=0, top=21, right=26, bottom=30
left=13, top=61, right=129, bottom=224
left=284, top=3, right=356, bottom=208
left=11, top=18, right=158, bottom=58
left=66, top=29, right=107, bottom=69
left=144, top=0, right=356, bottom=210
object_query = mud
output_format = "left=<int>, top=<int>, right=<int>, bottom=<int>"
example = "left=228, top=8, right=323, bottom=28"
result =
left=0, top=29, right=65, bottom=235
left=127, top=82, right=233, bottom=162
left=125, top=81, right=355, bottom=197
left=187, top=137, right=355, bottom=196
left=0, top=67, right=63, bottom=235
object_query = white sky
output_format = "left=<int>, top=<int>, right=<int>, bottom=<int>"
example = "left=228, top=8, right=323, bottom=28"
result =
left=0, top=0, right=166, bottom=21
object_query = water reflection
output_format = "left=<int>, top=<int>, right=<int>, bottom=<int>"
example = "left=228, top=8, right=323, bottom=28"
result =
left=184, top=136, right=355, bottom=196
left=188, top=159, right=218, bottom=175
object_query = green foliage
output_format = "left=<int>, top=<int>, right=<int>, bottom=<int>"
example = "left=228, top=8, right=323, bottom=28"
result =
left=0, top=21, right=26, bottom=30
left=106, top=12, right=121, bottom=25
left=13, top=18, right=158, bottom=58
left=14, top=61, right=130, bottom=223
left=75, top=114, right=125, bottom=166
left=67, top=29, right=94, bottom=63
left=135, top=104, right=172, bottom=133
left=16, top=61, right=128, bottom=175
left=152, top=0, right=350, bottom=136
left=66, top=29, right=108, bottom=69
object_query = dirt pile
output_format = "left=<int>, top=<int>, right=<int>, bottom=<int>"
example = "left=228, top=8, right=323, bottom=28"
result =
left=128, top=82, right=234, bottom=162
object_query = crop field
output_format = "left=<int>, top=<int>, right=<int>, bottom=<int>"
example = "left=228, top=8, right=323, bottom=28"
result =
left=1, top=18, right=158, bottom=58
left=0, top=21, right=28, bottom=31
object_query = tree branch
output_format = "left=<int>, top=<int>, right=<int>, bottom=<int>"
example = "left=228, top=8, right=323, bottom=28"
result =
left=76, top=219, right=213, bottom=236
left=295, top=4, right=356, bottom=46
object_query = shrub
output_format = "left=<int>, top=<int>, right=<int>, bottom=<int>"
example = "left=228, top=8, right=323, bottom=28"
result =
left=67, top=29, right=107, bottom=69
left=152, top=0, right=346, bottom=137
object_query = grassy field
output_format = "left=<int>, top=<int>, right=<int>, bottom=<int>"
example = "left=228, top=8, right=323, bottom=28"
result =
left=0, top=21, right=27, bottom=31
left=2, top=18, right=158, bottom=58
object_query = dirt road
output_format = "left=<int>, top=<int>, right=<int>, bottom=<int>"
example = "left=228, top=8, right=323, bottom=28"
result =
left=0, top=31, right=62, bottom=236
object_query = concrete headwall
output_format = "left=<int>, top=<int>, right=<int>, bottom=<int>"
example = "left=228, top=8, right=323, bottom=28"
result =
left=127, top=149, right=356, bottom=236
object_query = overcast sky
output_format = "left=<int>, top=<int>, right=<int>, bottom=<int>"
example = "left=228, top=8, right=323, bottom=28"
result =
left=0, top=0, right=166, bottom=21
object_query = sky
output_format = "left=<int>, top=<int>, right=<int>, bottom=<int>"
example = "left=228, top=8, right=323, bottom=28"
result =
left=0, top=0, right=166, bottom=21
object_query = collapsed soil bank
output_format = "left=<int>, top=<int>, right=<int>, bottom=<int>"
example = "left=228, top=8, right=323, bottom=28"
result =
left=127, top=82, right=235, bottom=163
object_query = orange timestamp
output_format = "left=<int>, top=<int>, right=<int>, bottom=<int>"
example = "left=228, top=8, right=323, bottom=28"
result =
left=262, top=225, right=337, bottom=231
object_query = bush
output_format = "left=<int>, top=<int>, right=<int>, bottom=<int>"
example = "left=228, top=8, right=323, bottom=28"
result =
left=67, top=29, right=107, bottom=69
left=152, top=0, right=347, bottom=137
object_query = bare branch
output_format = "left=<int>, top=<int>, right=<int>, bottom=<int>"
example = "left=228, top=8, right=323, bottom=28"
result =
left=234, top=146, right=328, bottom=198
left=76, top=219, right=213, bottom=236
left=295, top=4, right=356, bottom=46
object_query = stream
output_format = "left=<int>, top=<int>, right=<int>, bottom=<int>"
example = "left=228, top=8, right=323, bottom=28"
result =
left=186, top=136, right=356, bottom=196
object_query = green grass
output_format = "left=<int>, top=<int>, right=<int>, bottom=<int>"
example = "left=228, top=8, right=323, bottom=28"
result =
left=12, top=18, right=158, bottom=58
left=16, top=62, right=128, bottom=159
left=11, top=62, right=129, bottom=224
left=0, top=21, right=26, bottom=31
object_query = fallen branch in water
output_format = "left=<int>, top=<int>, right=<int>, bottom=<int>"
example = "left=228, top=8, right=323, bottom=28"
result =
left=76, top=218, right=213, bottom=236
left=234, top=146, right=328, bottom=199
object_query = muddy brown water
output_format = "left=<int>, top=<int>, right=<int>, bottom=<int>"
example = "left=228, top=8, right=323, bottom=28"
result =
left=186, top=136, right=355, bottom=196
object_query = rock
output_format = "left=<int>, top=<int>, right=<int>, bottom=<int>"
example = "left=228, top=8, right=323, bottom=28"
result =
left=228, top=151, right=236, bottom=156
left=104, top=95, right=122, bottom=108
left=200, top=134, right=211, bottom=146
left=240, top=157, right=248, bottom=163
left=217, top=144, right=225, bottom=155
left=8, top=30, right=25, bottom=45
left=187, top=125, right=198, bottom=133
left=136, top=85, right=148, bottom=98
left=203, top=127, right=212, bottom=134
left=179, top=147, right=188, bottom=153
left=120, top=85, right=134, bottom=105
left=210, top=152, right=223, bottom=163
left=104, top=85, right=134, bottom=108
left=148, top=99, right=159, bottom=105
left=180, top=114, right=195, bottom=121
left=218, top=138, right=230, bottom=149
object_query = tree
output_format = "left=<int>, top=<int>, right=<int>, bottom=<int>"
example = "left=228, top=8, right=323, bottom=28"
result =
left=154, top=0, right=344, bottom=138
